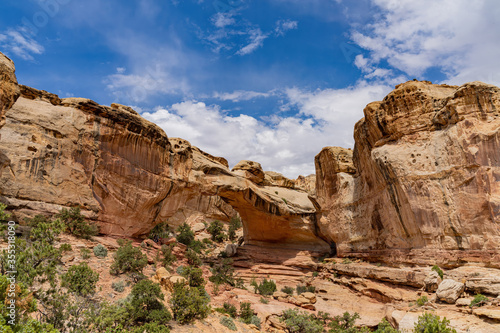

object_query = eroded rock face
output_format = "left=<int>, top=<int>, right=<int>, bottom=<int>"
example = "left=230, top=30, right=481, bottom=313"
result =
left=316, top=81, right=500, bottom=266
left=0, top=52, right=20, bottom=131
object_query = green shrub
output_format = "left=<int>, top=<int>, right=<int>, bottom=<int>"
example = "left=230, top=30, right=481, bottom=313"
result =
left=329, top=312, right=369, bottom=333
left=228, top=216, right=242, bottom=241
left=374, top=318, right=398, bottom=333
left=188, top=239, right=206, bottom=254
left=260, top=297, right=269, bottom=304
left=250, top=315, right=261, bottom=329
left=414, top=312, right=456, bottom=333
left=209, top=258, right=238, bottom=286
left=342, top=257, right=353, bottom=264
left=93, top=244, right=108, bottom=258
left=251, top=278, right=276, bottom=296
left=281, top=286, right=294, bottom=295
left=81, top=248, right=91, bottom=259
left=0, top=203, right=11, bottom=221
left=296, top=285, right=315, bottom=295
left=280, top=309, right=323, bottom=333
left=176, top=265, right=186, bottom=276
left=220, top=316, right=237, bottom=331
left=432, top=265, right=444, bottom=279
left=416, top=295, right=428, bottom=307
left=470, top=294, right=489, bottom=308
left=179, top=266, right=205, bottom=288
left=110, top=239, right=147, bottom=275
left=239, top=302, right=254, bottom=324
left=176, top=223, right=194, bottom=246
left=312, top=271, right=319, bottom=277
left=130, top=279, right=171, bottom=324
left=160, top=244, right=176, bottom=267
left=216, top=302, right=237, bottom=318
left=186, top=248, right=202, bottom=267
left=60, top=243, right=72, bottom=252
left=149, top=222, right=171, bottom=240
left=56, top=207, right=99, bottom=239
left=170, top=283, right=210, bottom=324
left=207, top=220, right=226, bottom=243
left=62, top=263, right=99, bottom=296
left=112, top=280, right=125, bottom=293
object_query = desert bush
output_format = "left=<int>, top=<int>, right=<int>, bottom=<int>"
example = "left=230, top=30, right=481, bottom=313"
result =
left=328, top=311, right=370, bottom=333
left=80, top=248, right=91, bottom=259
left=60, top=243, right=72, bottom=252
left=215, top=302, right=237, bottom=318
left=209, top=258, right=237, bottom=286
left=149, top=222, right=171, bottom=240
left=179, top=266, right=205, bottom=288
left=432, top=265, right=444, bottom=279
left=228, top=216, right=242, bottom=241
left=0, top=203, right=10, bottom=222
left=374, top=318, right=398, bottom=333
left=207, top=220, right=226, bottom=243
left=186, top=249, right=201, bottom=267
left=470, top=294, right=489, bottom=308
left=56, top=207, right=99, bottom=239
left=220, top=316, right=237, bottom=331
left=251, top=278, right=276, bottom=296
left=260, top=297, right=269, bottom=304
left=176, top=223, right=194, bottom=246
left=159, top=244, right=176, bottom=267
left=296, top=285, right=315, bottom=295
left=250, top=316, right=261, bottom=329
left=280, top=309, right=323, bottom=333
left=62, top=262, right=99, bottom=296
left=110, top=239, right=147, bottom=275
left=188, top=239, right=206, bottom=253
left=414, top=312, right=456, bottom=333
left=112, top=281, right=126, bottom=293
left=93, top=244, right=108, bottom=258
left=129, top=279, right=171, bottom=324
left=281, top=286, right=294, bottom=295
left=416, top=295, right=428, bottom=307
left=170, top=283, right=210, bottom=324
left=239, top=302, right=254, bottom=324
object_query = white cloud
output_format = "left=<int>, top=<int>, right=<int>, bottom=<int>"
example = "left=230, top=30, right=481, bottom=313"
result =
left=212, top=12, right=236, bottom=28
left=351, top=0, right=500, bottom=86
left=213, top=90, right=273, bottom=102
left=275, top=19, right=298, bottom=36
left=142, top=82, right=391, bottom=178
left=236, top=28, right=268, bottom=55
left=0, top=29, right=44, bottom=61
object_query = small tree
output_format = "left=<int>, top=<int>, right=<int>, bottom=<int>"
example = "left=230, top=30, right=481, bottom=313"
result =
left=251, top=278, right=276, bottom=296
left=186, top=249, right=201, bottom=267
left=180, top=266, right=205, bottom=288
left=329, top=312, right=369, bottom=333
left=160, top=244, right=176, bottom=267
left=0, top=203, right=10, bottom=221
left=414, top=312, right=456, bottom=333
left=239, top=302, right=254, bottom=324
left=176, top=223, right=194, bottom=246
left=62, top=263, right=99, bottom=297
left=280, top=309, right=324, bottom=333
left=110, top=239, right=148, bottom=275
left=129, top=279, right=171, bottom=324
left=56, top=207, right=99, bottom=239
left=207, top=220, right=226, bottom=243
left=228, top=216, right=242, bottom=241
left=209, top=258, right=237, bottom=286
left=170, top=283, right=210, bottom=324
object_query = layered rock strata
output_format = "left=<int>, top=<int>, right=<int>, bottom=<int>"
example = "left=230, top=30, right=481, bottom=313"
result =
left=316, top=80, right=500, bottom=266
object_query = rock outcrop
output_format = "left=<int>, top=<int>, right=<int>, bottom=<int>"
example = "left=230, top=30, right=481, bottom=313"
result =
left=316, top=80, right=500, bottom=266
left=0, top=53, right=20, bottom=131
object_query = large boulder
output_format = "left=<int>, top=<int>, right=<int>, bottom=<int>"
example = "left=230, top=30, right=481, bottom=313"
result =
left=231, top=160, right=265, bottom=185
left=424, top=271, right=442, bottom=292
left=436, top=279, right=465, bottom=304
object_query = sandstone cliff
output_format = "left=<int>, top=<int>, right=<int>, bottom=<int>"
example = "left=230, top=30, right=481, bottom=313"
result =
left=316, top=80, right=500, bottom=267
left=0, top=52, right=328, bottom=252
left=0, top=53, right=19, bottom=132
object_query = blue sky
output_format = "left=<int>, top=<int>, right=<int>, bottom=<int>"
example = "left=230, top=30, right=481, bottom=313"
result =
left=1, top=0, right=500, bottom=177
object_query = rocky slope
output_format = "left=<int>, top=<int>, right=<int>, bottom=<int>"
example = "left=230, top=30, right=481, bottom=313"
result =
left=316, top=80, right=500, bottom=267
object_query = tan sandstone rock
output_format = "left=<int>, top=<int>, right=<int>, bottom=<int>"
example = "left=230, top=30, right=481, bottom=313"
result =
left=316, top=80, right=500, bottom=267
left=424, top=271, right=442, bottom=292
left=436, top=279, right=465, bottom=304
left=0, top=52, right=20, bottom=131
left=231, top=160, right=266, bottom=185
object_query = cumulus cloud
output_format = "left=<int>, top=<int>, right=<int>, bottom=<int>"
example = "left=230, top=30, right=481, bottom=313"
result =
left=351, top=0, right=500, bottom=85
left=0, top=29, right=44, bottom=60
left=142, top=83, right=391, bottom=177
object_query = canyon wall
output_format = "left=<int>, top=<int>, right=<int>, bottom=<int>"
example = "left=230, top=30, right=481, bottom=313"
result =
left=316, top=80, right=500, bottom=266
